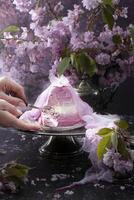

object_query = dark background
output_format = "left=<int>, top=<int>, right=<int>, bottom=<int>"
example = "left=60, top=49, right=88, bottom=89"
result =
left=105, top=0, right=134, bottom=115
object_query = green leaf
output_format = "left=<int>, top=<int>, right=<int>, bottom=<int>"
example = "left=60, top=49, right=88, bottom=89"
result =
left=0, top=25, right=20, bottom=35
left=102, top=5, right=114, bottom=30
left=98, top=128, right=113, bottom=136
left=86, top=57, right=97, bottom=77
left=103, top=0, right=113, bottom=6
left=117, top=137, right=131, bottom=160
left=73, top=53, right=96, bottom=77
left=61, top=48, right=70, bottom=58
left=8, top=176, right=25, bottom=187
left=6, top=163, right=30, bottom=178
left=128, top=25, right=134, bottom=45
left=57, top=57, right=71, bottom=76
left=97, top=132, right=112, bottom=160
left=112, top=35, right=122, bottom=44
left=114, top=120, right=128, bottom=130
left=111, top=132, right=118, bottom=151
left=72, top=53, right=84, bottom=74
left=70, top=53, right=76, bottom=66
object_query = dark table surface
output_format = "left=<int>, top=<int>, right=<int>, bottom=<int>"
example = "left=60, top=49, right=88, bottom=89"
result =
left=0, top=116, right=134, bottom=200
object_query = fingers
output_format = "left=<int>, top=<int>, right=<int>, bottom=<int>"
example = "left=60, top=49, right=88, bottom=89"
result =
left=0, top=110, right=41, bottom=131
left=0, top=92, right=26, bottom=108
left=0, top=110, right=19, bottom=128
left=9, top=79, right=27, bottom=104
left=14, top=119, right=41, bottom=131
left=0, top=77, right=27, bottom=104
left=0, top=99, right=22, bottom=116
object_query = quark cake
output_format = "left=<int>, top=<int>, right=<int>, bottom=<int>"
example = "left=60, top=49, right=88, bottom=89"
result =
left=20, top=76, right=93, bottom=128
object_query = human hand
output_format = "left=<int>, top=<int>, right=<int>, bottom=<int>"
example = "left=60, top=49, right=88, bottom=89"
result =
left=0, top=99, right=41, bottom=131
left=0, top=77, right=41, bottom=131
left=0, top=77, right=27, bottom=107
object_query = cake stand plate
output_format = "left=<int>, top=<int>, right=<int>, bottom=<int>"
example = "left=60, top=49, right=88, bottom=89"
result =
left=37, top=123, right=86, bottom=159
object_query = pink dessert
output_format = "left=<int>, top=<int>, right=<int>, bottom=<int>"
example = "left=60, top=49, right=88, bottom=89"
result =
left=20, top=76, right=93, bottom=127
left=46, top=86, right=84, bottom=126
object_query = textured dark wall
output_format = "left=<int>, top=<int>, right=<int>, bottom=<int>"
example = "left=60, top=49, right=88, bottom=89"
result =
left=119, top=0, right=134, bottom=27
left=107, top=78, right=134, bottom=115
left=107, top=0, right=134, bottom=115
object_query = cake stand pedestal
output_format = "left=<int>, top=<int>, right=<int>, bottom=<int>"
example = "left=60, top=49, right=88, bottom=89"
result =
left=38, top=126, right=86, bottom=159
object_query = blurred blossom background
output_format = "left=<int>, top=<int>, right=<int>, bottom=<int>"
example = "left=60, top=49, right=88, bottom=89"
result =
left=0, top=0, right=82, bottom=101
left=0, top=0, right=134, bottom=114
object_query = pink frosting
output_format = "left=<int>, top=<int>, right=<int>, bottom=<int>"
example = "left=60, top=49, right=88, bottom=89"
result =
left=20, top=76, right=93, bottom=127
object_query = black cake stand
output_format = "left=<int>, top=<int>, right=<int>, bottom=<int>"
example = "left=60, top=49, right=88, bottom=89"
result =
left=37, top=123, right=86, bottom=159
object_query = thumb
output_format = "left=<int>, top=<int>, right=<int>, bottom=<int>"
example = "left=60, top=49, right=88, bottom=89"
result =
left=0, top=110, right=41, bottom=131
left=14, top=119, right=41, bottom=131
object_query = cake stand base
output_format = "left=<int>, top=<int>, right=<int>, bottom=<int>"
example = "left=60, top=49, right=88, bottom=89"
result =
left=39, top=135, right=83, bottom=159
